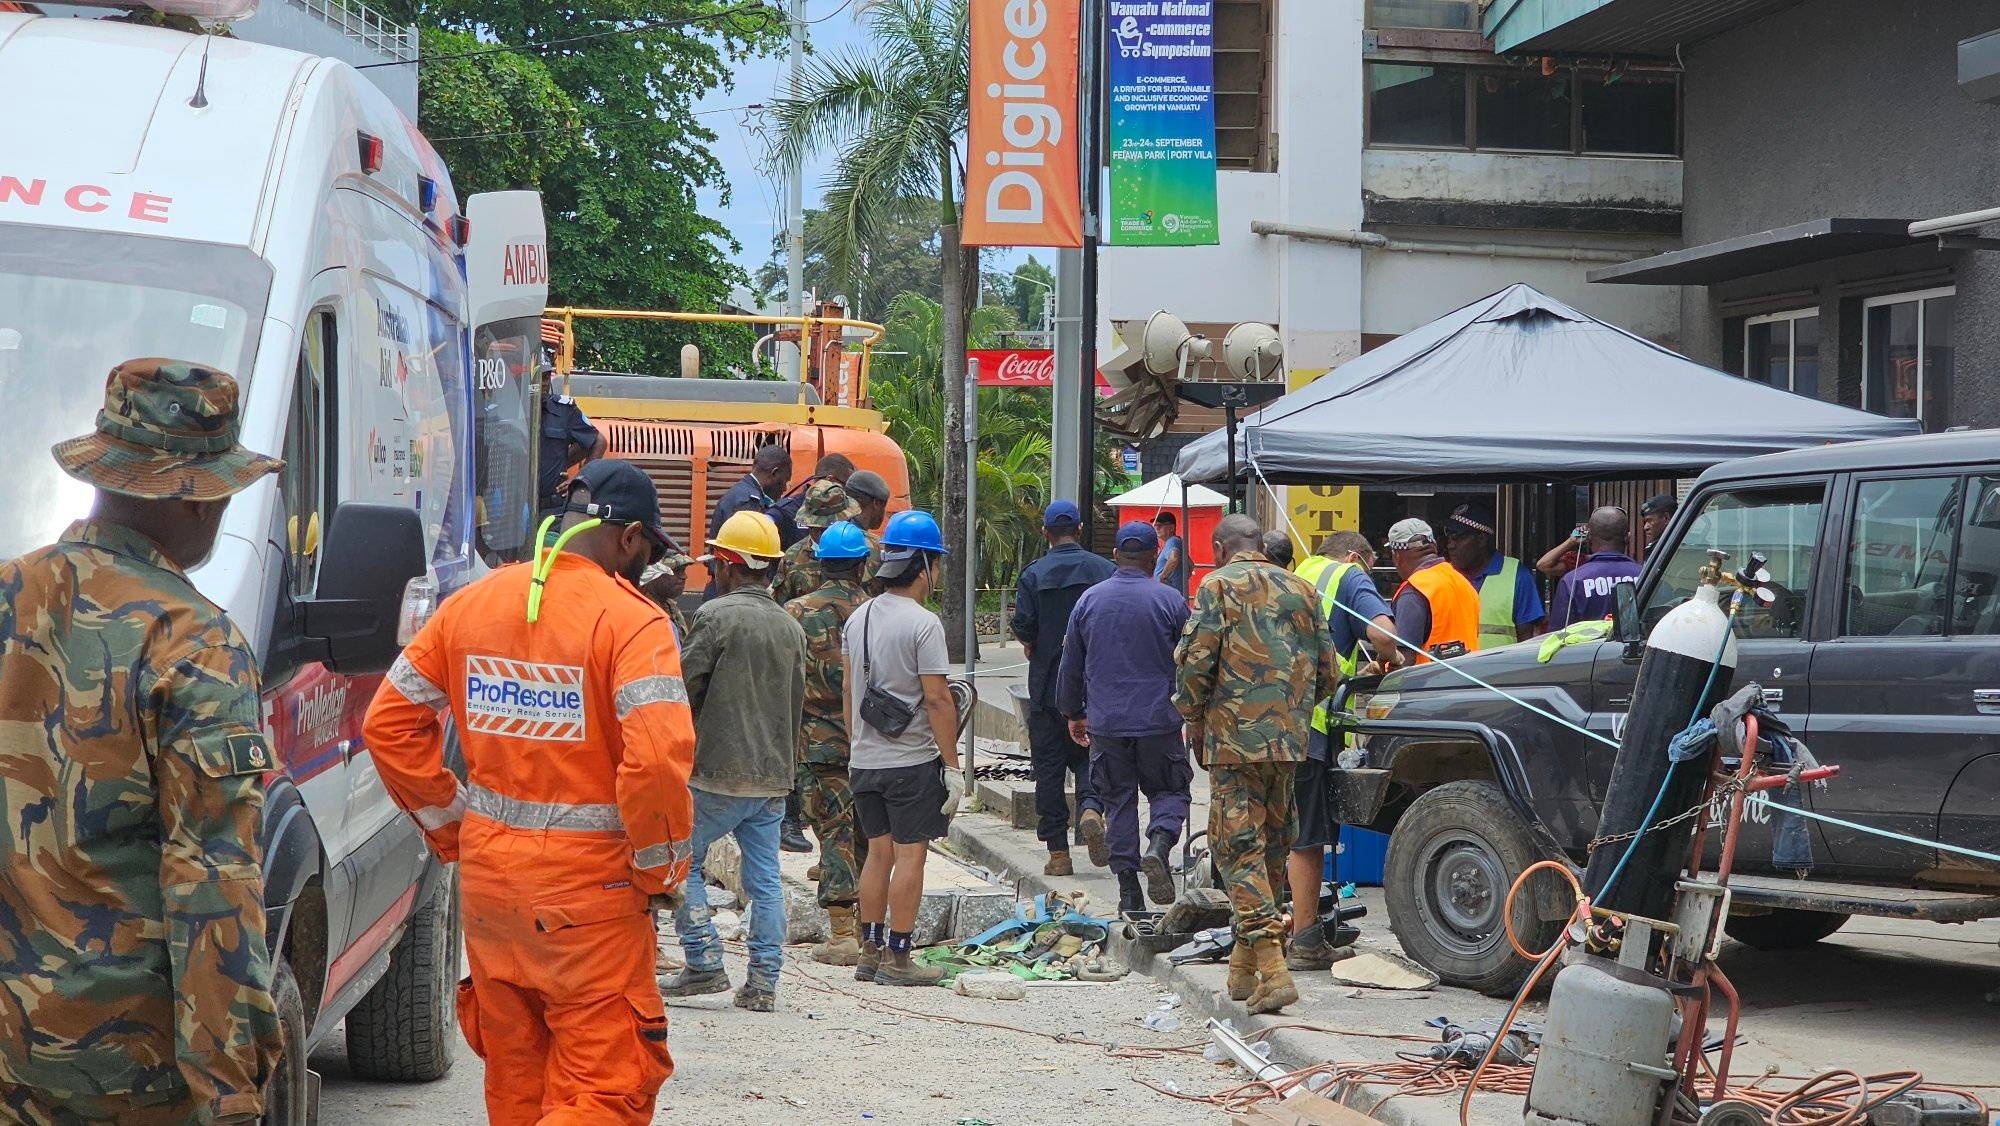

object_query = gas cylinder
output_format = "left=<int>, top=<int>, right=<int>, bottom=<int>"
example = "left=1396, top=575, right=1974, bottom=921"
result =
left=1524, top=957, right=1676, bottom=1126
left=1582, top=581, right=1738, bottom=921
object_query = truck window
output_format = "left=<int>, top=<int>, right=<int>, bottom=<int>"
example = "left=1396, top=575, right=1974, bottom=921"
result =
left=1643, top=484, right=1824, bottom=639
left=280, top=309, right=335, bottom=598
left=1844, top=476, right=1960, bottom=638
left=472, top=315, right=541, bottom=565
left=1954, top=476, right=2000, bottom=636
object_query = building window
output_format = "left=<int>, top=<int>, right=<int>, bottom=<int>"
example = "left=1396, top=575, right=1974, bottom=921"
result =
left=1366, top=62, right=1680, bottom=156
left=1742, top=308, right=1820, bottom=399
left=1215, top=0, right=1276, bottom=171
left=1864, top=287, right=1955, bottom=431
left=1367, top=0, right=1477, bottom=30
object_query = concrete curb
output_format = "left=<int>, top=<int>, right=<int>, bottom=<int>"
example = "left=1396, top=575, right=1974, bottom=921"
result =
left=946, top=811, right=1520, bottom=1126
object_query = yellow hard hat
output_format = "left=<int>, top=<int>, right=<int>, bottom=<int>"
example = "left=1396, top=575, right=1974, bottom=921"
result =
left=708, top=510, right=784, bottom=561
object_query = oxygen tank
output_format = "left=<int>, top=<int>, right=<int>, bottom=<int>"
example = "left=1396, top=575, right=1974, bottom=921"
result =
left=1582, top=581, right=1738, bottom=921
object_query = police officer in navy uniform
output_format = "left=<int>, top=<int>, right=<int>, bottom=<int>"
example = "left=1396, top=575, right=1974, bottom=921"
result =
left=1009, top=500, right=1116, bottom=876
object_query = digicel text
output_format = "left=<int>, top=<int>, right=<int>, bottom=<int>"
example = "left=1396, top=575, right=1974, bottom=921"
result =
left=0, top=177, right=172, bottom=223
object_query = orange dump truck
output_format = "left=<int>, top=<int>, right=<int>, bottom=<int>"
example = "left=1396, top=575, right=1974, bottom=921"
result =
left=547, top=306, right=911, bottom=590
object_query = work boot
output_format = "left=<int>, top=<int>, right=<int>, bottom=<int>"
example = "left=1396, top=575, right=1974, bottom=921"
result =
left=1141, top=831, right=1177, bottom=905
left=1226, top=941, right=1257, bottom=1002
left=812, top=906, right=862, bottom=966
left=1044, top=850, right=1074, bottom=877
left=855, top=939, right=881, bottom=984
left=733, top=981, right=777, bottom=1012
left=874, top=948, right=946, bottom=987
left=1117, top=871, right=1145, bottom=916
left=780, top=817, right=813, bottom=854
left=1286, top=922, right=1341, bottom=971
left=1245, top=939, right=1298, bottom=1015
left=1077, top=808, right=1110, bottom=868
left=806, top=863, right=822, bottom=882
left=660, top=965, right=731, bottom=998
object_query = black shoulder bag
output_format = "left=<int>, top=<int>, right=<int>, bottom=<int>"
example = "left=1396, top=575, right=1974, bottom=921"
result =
left=857, top=605, right=918, bottom=737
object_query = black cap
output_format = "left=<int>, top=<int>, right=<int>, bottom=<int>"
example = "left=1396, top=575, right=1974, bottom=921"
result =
left=1641, top=493, right=1678, bottom=516
left=566, top=459, right=668, bottom=555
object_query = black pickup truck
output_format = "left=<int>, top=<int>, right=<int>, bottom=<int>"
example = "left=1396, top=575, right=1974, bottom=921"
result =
left=1332, top=431, right=2000, bottom=995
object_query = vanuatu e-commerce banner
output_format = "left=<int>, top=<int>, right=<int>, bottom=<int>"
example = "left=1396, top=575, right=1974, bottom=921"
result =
left=1106, top=0, right=1219, bottom=246
left=963, top=0, right=1083, bottom=248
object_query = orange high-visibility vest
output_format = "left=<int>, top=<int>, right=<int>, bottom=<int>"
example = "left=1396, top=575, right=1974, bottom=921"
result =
left=1397, top=561, right=1482, bottom=661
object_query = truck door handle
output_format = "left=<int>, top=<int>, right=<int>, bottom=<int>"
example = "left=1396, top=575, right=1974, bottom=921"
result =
left=1976, top=689, right=2000, bottom=715
left=1761, top=688, right=1785, bottom=709
left=1609, top=695, right=1631, bottom=708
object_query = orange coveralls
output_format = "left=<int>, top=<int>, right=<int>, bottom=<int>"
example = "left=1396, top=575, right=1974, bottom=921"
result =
left=363, top=553, right=695, bottom=1125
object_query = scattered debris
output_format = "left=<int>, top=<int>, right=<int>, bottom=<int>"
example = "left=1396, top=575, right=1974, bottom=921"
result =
left=1327, top=948, right=1438, bottom=991
left=1141, top=1009, right=1182, bottom=1033
left=955, top=971, right=1028, bottom=1000
left=915, top=893, right=1129, bottom=984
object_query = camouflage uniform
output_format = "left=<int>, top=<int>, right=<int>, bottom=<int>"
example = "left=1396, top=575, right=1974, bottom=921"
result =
left=0, top=360, right=284, bottom=1124
left=774, top=479, right=861, bottom=605
left=784, top=575, right=869, bottom=906
left=1173, top=551, right=1343, bottom=943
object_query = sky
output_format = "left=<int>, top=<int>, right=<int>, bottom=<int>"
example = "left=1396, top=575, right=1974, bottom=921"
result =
left=692, top=1, right=1026, bottom=302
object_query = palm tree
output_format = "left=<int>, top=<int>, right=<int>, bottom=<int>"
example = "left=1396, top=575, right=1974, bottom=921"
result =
left=770, top=0, right=976, bottom=655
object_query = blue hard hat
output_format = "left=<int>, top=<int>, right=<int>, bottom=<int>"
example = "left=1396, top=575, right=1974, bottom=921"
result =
left=815, top=520, right=872, bottom=560
left=881, top=509, right=948, bottom=554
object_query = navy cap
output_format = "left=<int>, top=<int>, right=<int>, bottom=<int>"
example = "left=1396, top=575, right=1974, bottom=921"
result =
left=1116, top=520, right=1158, bottom=551
left=1044, top=499, right=1082, bottom=529
left=566, top=459, right=668, bottom=553
left=1641, top=493, right=1678, bottom=516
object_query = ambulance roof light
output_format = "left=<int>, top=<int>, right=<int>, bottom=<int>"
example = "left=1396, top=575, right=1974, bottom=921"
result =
left=418, top=176, right=438, bottom=213
left=358, top=132, right=384, bottom=175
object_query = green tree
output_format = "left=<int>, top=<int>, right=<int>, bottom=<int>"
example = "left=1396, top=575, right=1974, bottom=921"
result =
left=393, top=0, right=785, bottom=371
left=771, top=0, right=978, bottom=656
left=995, top=255, right=1056, bottom=333
left=754, top=200, right=942, bottom=320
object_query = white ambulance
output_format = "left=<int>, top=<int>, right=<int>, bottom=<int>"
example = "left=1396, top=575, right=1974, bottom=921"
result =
left=0, top=6, right=547, bottom=1119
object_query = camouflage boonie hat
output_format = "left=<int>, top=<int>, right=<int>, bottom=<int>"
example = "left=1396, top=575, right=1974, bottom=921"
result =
left=638, top=535, right=697, bottom=585
left=797, top=478, right=862, bottom=529
left=53, top=359, right=283, bottom=501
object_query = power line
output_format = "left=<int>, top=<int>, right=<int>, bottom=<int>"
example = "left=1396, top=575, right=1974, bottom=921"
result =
left=358, top=2, right=782, bottom=69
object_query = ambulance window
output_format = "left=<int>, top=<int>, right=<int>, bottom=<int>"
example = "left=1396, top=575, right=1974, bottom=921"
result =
left=281, top=309, right=335, bottom=597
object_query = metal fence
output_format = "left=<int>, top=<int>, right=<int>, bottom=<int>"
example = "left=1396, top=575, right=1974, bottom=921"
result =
left=290, top=0, right=419, bottom=62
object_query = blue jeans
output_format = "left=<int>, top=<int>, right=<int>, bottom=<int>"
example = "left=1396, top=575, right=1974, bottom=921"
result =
left=674, top=789, right=787, bottom=986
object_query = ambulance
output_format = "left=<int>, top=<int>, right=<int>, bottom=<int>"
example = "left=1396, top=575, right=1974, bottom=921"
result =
left=0, top=5, right=546, bottom=1118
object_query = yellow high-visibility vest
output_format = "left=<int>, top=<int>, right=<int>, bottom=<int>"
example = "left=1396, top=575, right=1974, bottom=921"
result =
left=1296, top=555, right=1363, bottom=734
left=1476, top=555, right=1522, bottom=650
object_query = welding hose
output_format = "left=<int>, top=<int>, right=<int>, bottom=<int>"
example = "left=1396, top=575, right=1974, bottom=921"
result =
left=1503, top=860, right=1585, bottom=962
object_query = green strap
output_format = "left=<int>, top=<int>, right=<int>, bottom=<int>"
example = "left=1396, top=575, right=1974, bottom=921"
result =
left=527, top=514, right=603, bottom=623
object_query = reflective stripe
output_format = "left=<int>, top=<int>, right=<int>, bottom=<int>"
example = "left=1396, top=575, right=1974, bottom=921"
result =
left=387, top=655, right=447, bottom=709
left=466, top=781, right=624, bottom=832
left=614, top=674, right=688, bottom=720
left=633, top=838, right=689, bottom=870
left=413, top=783, right=467, bottom=831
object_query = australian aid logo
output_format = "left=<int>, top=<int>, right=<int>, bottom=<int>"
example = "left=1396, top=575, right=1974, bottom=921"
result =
left=464, top=656, right=586, bottom=741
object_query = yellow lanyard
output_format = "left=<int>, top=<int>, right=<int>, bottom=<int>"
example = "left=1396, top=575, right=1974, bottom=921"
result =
left=528, top=514, right=602, bottom=623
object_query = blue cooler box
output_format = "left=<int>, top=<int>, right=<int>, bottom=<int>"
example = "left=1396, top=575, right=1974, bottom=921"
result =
left=1323, top=826, right=1389, bottom=887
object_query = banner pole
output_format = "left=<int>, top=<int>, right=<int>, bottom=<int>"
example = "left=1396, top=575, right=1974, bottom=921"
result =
left=1078, top=0, right=1104, bottom=545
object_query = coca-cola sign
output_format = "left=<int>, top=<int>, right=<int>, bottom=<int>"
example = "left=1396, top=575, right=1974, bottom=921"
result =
left=970, top=348, right=1056, bottom=387
left=968, top=349, right=1112, bottom=391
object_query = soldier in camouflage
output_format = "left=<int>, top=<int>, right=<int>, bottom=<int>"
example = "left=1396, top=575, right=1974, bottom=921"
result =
left=1173, top=514, right=1342, bottom=1016
left=773, top=477, right=862, bottom=605
left=846, top=469, right=892, bottom=595
left=640, top=542, right=698, bottom=641
left=782, top=520, right=874, bottom=965
left=0, top=359, right=286, bottom=1124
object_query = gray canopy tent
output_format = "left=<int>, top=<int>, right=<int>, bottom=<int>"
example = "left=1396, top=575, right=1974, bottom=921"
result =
left=1174, top=284, right=1920, bottom=487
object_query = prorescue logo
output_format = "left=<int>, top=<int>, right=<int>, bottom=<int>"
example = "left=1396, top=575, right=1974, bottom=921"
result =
left=0, top=176, right=173, bottom=223
left=464, top=656, right=586, bottom=741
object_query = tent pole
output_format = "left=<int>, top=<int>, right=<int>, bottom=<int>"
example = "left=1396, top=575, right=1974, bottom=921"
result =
left=1224, top=402, right=1240, bottom=514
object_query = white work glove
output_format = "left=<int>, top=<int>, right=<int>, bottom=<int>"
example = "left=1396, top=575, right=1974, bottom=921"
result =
left=941, top=768, right=967, bottom=818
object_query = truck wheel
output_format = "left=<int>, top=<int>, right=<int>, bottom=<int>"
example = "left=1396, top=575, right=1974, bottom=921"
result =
left=263, top=959, right=310, bottom=1125
left=1723, top=908, right=1849, bottom=950
left=1384, top=780, right=1562, bottom=997
left=344, top=870, right=459, bottom=1081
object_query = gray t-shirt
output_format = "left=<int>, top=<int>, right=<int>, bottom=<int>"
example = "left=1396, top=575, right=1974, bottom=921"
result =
left=843, top=591, right=951, bottom=769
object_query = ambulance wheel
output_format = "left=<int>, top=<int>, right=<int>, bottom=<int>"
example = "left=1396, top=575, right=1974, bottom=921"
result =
left=345, top=868, right=459, bottom=1082
left=1723, top=908, right=1848, bottom=950
left=1384, top=781, right=1562, bottom=997
left=263, top=959, right=309, bottom=1125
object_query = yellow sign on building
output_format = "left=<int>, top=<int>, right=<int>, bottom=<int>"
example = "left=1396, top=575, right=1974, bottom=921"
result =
left=1280, top=367, right=1359, bottom=553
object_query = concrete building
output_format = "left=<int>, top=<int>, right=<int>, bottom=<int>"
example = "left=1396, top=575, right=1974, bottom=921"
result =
left=235, top=0, right=418, bottom=115
left=1099, top=0, right=1686, bottom=541
left=1492, top=0, right=2000, bottom=433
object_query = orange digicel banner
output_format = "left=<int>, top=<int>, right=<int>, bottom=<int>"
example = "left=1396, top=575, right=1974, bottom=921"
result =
left=963, top=0, right=1083, bottom=248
